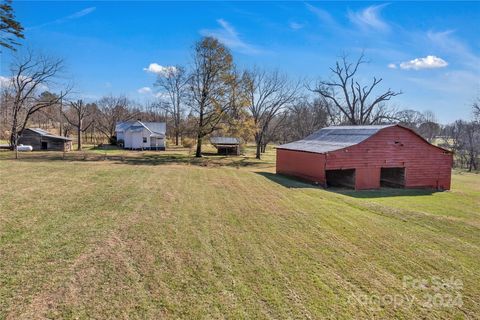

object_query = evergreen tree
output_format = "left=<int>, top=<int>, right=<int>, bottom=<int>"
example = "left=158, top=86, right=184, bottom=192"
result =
left=0, top=0, right=24, bottom=51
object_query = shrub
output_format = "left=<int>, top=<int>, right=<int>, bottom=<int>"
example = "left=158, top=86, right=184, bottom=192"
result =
left=182, top=137, right=195, bottom=149
left=117, top=139, right=124, bottom=148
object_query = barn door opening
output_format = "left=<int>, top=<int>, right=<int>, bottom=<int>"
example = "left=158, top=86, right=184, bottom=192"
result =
left=326, top=169, right=356, bottom=188
left=41, top=141, right=48, bottom=150
left=380, top=167, right=405, bottom=188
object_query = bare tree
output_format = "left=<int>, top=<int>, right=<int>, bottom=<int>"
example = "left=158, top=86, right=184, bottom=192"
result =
left=443, top=117, right=479, bottom=171
left=63, top=100, right=94, bottom=151
left=396, top=109, right=440, bottom=142
left=311, top=53, right=401, bottom=125
left=6, top=51, right=69, bottom=150
left=245, top=68, right=299, bottom=159
left=418, top=121, right=441, bottom=142
left=473, top=98, right=480, bottom=122
left=154, top=65, right=189, bottom=145
left=95, top=95, right=135, bottom=143
left=189, top=36, right=235, bottom=157
left=261, top=112, right=288, bottom=153
left=463, top=122, right=479, bottom=171
left=396, top=109, right=425, bottom=129
left=282, top=98, right=330, bottom=142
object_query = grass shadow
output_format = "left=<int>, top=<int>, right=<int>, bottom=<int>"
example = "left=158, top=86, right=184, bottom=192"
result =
left=259, top=171, right=442, bottom=198
left=256, top=172, right=322, bottom=189
left=0, top=151, right=275, bottom=170
left=335, top=188, right=440, bottom=198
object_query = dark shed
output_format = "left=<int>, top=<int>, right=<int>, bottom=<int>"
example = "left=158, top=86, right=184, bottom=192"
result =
left=276, top=125, right=453, bottom=190
left=18, top=128, right=72, bottom=151
left=210, top=137, right=240, bottom=155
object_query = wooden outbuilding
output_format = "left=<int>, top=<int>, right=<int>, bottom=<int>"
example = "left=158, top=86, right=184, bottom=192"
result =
left=18, top=128, right=72, bottom=151
left=276, top=125, right=453, bottom=190
left=210, top=137, right=240, bottom=155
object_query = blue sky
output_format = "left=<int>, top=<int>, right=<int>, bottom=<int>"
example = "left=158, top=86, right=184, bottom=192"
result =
left=1, top=1, right=479, bottom=123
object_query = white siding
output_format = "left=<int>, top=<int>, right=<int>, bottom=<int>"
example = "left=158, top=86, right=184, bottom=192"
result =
left=117, top=131, right=125, bottom=141
left=116, top=121, right=166, bottom=150
left=124, top=128, right=154, bottom=149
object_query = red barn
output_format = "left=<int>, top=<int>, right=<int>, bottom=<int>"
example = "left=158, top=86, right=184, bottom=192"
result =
left=276, top=125, right=453, bottom=190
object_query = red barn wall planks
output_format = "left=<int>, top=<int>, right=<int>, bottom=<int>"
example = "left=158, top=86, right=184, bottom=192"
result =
left=276, top=125, right=453, bottom=190
left=276, top=149, right=326, bottom=183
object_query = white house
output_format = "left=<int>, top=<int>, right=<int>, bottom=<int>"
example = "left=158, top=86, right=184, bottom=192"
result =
left=115, top=121, right=166, bottom=150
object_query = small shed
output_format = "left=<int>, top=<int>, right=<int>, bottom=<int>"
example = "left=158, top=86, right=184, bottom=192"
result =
left=18, top=128, right=72, bottom=151
left=210, top=137, right=240, bottom=155
left=276, top=125, right=453, bottom=190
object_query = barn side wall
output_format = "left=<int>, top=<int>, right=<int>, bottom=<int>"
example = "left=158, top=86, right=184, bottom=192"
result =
left=276, top=149, right=326, bottom=185
left=18, top=130, right=42, bottom=150
left=44, top=138, right=71, bottom=151
left=19, top=130, right=71, bottom=151
left=325, top=126, right=452, bottom=190
left=355, top=167, right=381, bottom=190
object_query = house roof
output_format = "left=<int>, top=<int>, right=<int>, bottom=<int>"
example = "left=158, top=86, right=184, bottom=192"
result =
left=115, top=121, right=166, bottom=136
left=277, top=125, right=396, bottom=154
left=26, top=128, right=72, bottom=141
left=210, top=137, right=240, bottom=145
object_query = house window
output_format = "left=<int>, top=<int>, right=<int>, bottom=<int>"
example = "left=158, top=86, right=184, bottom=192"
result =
left=143, top=137, right=147, bottom=143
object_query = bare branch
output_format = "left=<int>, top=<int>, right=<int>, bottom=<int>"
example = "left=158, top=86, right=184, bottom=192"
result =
left=310, top=53, right=401, bottom=125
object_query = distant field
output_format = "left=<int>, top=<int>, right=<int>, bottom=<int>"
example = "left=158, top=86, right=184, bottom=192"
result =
left=0, top=146, right=478, bottom=319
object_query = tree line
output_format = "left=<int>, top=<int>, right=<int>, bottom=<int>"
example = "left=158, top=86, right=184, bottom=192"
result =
left=0, top=4, right=478, bottom=169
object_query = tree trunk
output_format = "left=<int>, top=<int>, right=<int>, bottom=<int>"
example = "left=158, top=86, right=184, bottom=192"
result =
left=195, top=134, right=202, bottom=157
left=9, top=116, right=18, bottom=151
left=14, top=131, right=18, bottom=159
left=254, top=132, right=262, bottom=159
left=196, top=103, right=204, bottom=157
left=469, top=153, right=477, bottom=172
left=256, top=143, right=261, bottom=160
left=175, top=131, right=179, bottom=146
left=77, top=120, right=82, bottom=151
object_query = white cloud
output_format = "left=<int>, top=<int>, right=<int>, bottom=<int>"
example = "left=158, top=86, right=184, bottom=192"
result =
left=0, top=75, right=12, bottom=88
left=200, top=19, right=262, bottom=55
left=305, top=3, right=336, bottom=26
left=388, top=63, right=397, bottom=69
left=0, top=75, right=49, bottom=91
left=143, top=63, right=177, bottom=76
left=137, top=87, right=152, bottom=94
left=399, top=55, right=448, bottom=70
left=154, top=92, right=169, bottom=100
left=27, top=7, right=96, bottom=30
left=137, top=87, right=169, bottom=100
left=427, top=30, right=480, bottom=69
left=348, top=4, right=390, bottom=32
left=405, top=70, right=480, bottom=95
left=289, top=22, right=304, bottom=30
left=67, top=7, right=96, bottom=20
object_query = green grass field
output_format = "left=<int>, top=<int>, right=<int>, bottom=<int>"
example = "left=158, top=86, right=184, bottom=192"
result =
left=0, top=146, right=479, bottom=319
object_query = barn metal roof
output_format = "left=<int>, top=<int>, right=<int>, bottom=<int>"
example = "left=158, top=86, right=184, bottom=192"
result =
left=27, top=128, right=72, bottom=141
left=210, top=137, right=240, bottom=145
left=277, top=125, right=396, bottom=154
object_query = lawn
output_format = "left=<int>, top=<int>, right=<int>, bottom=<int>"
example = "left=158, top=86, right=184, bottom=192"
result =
left=0, top=147, right=479, bottom=319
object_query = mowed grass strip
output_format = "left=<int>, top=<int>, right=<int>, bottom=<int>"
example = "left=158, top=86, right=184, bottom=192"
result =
left=0, top=156, right=479, bottom=319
